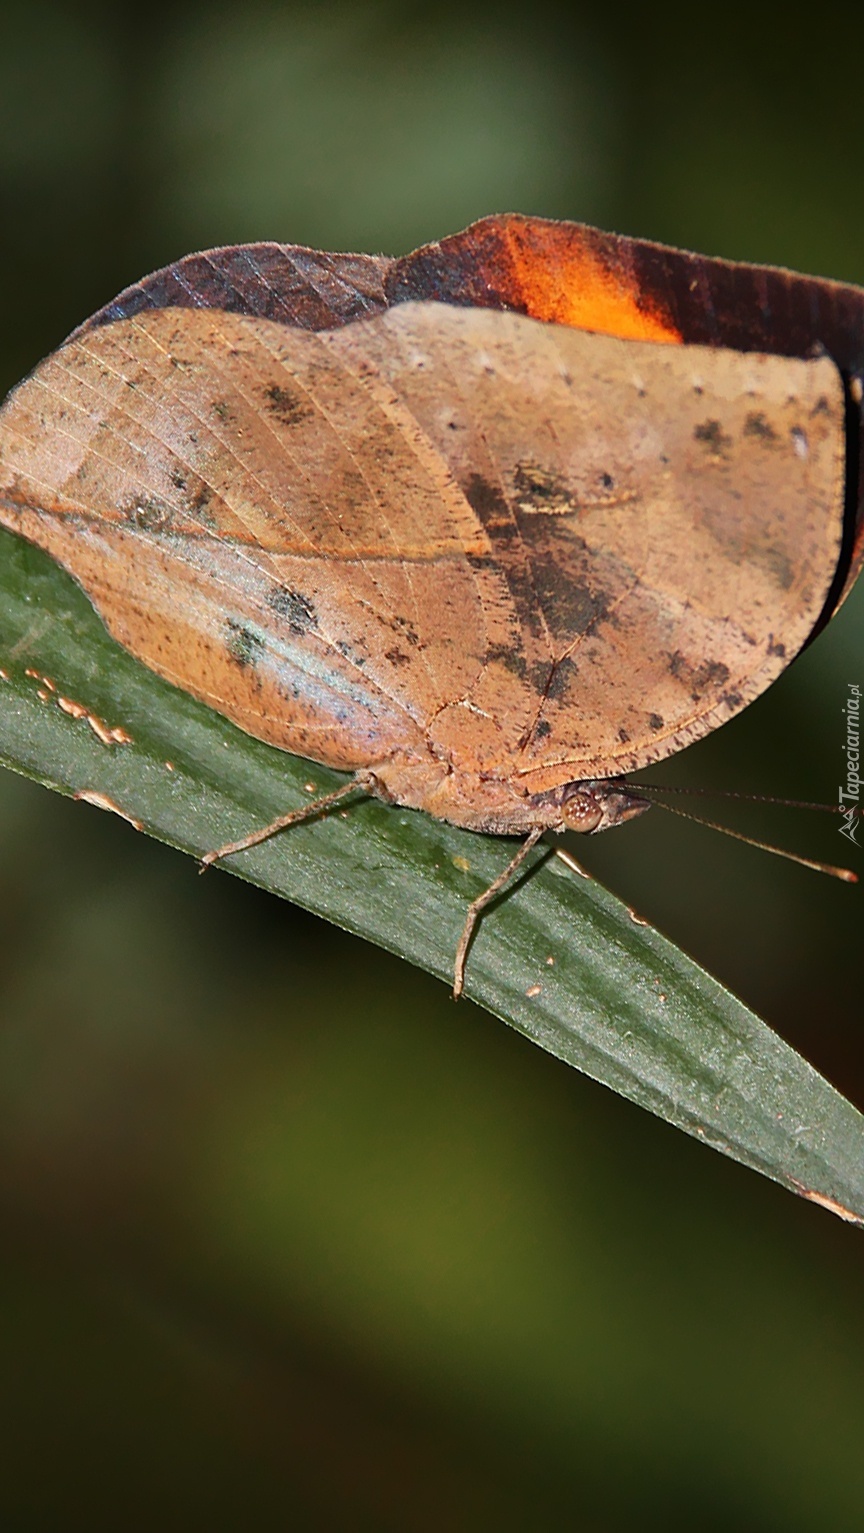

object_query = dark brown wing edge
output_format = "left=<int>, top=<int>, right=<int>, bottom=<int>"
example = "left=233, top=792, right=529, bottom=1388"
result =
left=67, top=215, right=864, bottom=617
left=77, top=243, right=394, bottom=335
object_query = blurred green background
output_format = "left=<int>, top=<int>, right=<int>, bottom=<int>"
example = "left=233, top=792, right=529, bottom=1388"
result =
left=1, top=2, right=863, bottom=1527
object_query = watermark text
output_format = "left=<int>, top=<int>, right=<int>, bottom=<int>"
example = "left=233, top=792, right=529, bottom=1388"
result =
left=839, top=683, right=861, bottom=845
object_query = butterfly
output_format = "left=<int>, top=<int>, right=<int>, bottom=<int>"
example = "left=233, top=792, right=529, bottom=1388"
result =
left=0, top=215, right=861, bottom=992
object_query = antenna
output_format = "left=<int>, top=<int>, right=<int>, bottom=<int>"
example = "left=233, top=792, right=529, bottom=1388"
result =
left=621, top=784, right=857, bottom=883
left=622, top=781, right=852, bottom=815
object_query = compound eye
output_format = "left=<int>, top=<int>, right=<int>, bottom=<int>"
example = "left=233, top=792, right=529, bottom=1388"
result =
left=562, top=791, right=603, bottom=834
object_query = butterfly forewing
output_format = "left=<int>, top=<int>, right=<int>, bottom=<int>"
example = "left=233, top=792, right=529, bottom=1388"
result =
left=0, top=298, right=846, bottom=810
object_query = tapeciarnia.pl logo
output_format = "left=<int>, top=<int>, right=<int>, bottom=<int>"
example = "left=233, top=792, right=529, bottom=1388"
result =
left=839, top=683, right=861, bottom=846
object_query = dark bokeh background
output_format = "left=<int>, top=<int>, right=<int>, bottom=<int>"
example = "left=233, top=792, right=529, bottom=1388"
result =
left=1, top=3, right=863, bottom=1528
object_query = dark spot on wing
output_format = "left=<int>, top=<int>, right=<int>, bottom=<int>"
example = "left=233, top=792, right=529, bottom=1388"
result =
left=384, top=648, right=410, bottom=667
left=546, top=657, right=578, bottom=703
left=534, top=718, right=552, bottom=740
left=125, top=495, right=173, bottom=532
left=526, top=544, right=611, bottom=640
left=463, top=472, right=517, bottom=541
left=171, top=469, right=214, bottom=522
left=463, top=473, right=561, bottom=646
left=618, top=727, right=630, bottom=743
left=512, top=461, right=575, bottom=514
left=647, top=712, right=664, bottom=731
left=190, top=481, right=215, bottom=521
left=226, top=620, right=263, bottom=670
left=694, top=418, right=732, bottom=455
left=268, top=586, right=317, bottom=634
left=337, top=639, right=367, bottom=667
left=721, top=690, right=743, bottom=710
left=212, top=400, right=233, bottom=423
left=484, top=641, right=527, bottom=680
left=767, top=635, right=787, bottom=657
left=263, top=382, right=310, bottom=426
left=743, top=410, right=778, bottom=442
left=391, top=613, right=421, bottom=647
left=668, top=650, right=731, bottom=699
left=527, top=659, right=554, bottom=695
left=763, top=548, right=795, bottom=590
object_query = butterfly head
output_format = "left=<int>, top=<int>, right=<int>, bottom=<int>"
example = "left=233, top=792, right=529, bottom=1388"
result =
left=559, top=779, right=652, bottom=835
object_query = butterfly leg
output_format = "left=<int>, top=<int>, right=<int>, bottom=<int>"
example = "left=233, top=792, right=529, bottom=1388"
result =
left=199, top=775, right=366, bottom=869
left=453, top=826, right=545, bottom=1000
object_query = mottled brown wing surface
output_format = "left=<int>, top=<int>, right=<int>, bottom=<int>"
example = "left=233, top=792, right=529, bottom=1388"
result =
left=334, top=303, right=845, bottom=790
left=0, top=305, right=499, bottom=773
left=0, top=299, right=845, bottom=800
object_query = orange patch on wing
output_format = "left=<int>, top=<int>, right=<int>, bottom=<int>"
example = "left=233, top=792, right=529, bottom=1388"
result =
left=503, top=225, right=682, bottom=344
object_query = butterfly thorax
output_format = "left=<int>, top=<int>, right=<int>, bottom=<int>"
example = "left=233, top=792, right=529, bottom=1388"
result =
left=362, top=756, right=650, bottom=836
